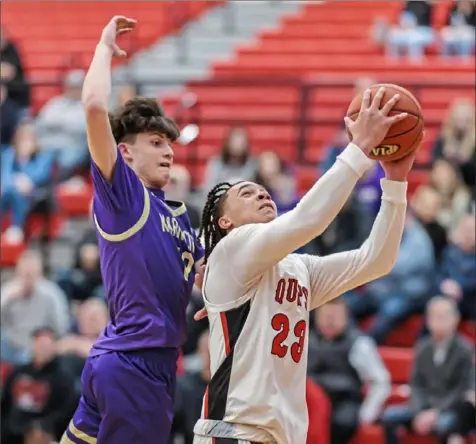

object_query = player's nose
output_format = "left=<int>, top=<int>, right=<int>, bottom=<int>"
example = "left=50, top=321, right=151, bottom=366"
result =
left=257, top=189, right=271, bottom=201
left=163, top=146, right=174, bottom=162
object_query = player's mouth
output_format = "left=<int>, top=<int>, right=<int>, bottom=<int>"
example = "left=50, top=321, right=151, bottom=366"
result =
left=158, top=161, right=171, bottom=169
left=259, top=202, right=275, bottom=212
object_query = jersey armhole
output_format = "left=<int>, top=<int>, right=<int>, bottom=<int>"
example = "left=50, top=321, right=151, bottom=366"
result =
left=93, top=183, right=151, bottom=242
left=202, top=263, right=253, bottom=312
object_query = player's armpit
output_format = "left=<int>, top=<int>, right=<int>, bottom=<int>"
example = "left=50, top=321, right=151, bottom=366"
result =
left=303, top=179, right=407, bottom=310
left=91, top=150, right=147, bottom=238
left=219, top=143, right=374, bottom=287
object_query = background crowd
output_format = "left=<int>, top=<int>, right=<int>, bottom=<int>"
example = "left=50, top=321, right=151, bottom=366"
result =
left=1, top=1, right=475, bottom=444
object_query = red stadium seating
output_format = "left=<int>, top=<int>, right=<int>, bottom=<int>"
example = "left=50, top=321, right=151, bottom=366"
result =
left=160, top=0, right=474, bottom=195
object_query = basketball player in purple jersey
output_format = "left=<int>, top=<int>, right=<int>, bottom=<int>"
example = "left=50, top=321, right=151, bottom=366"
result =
left=61, top=16, right=204, bottom=444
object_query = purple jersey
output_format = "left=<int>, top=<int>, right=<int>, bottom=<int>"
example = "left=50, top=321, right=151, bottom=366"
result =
left=89, top=151, right=203, bottom=355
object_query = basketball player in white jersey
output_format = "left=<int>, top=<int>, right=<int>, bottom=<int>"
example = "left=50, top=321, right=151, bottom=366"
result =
left=193, top=87, right=420, bottom=444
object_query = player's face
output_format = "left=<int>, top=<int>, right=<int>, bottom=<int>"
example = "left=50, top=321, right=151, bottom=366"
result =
left=218, top=181, right=278, bottom=231
left=120, top=132, right=174, bottom=189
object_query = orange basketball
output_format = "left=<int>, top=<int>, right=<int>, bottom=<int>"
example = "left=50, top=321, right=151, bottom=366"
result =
left=346, top=83, right=424, bottom=162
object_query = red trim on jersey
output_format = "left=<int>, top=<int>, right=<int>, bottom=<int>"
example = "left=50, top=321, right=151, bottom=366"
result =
left=220, top=312, right=231, bottom=356
left=203, top=386, right=210, bottom=419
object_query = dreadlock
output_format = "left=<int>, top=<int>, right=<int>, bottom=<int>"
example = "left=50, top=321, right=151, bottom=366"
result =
left=198, top=182, right=234, bottom=264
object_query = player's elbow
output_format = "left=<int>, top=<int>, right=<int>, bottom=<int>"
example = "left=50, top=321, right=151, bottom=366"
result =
left=82, top=95, right=109, bottom=116
left=361, top=246, right=398, bottom=281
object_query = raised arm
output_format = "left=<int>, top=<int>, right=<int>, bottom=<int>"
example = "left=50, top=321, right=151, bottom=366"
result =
left=217, top=88, right=409, bottom=285
left=302, top=150, right=418, bottom=310
left=82, top=16, right=136, bottom=180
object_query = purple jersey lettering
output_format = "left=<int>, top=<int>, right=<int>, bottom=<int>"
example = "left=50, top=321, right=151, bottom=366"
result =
left=90, top=150, right=203, bottom=355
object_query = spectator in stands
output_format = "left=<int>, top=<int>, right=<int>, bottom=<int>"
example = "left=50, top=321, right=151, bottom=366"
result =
left=447, top=366, right=476, bottom=444
left=308, top=299, right=390, bottom=444
left=303, top=190, right=372, bottom=256
left=57, top=225, right=103, bottom=303
left=0, top=26, right=30, bottom=112
left=255, top=151, right=298, bottom=215
left=171, top=330, right=210, bottom=444
left=346, top=213, right=435, bottom=344
left=410, top=184, right=448, bottom=262
left=57, top=298, right=108, bottom=380
left=164, top=164, right=201, bottom=229
left=433, top=98, right=475, bottom=190
left=0, top=327, right=76, bottom=444
left=202, top=126, right=257, bottom=191
left=440, top=0, right=476, bottom=59
left=385, top=0, right=435, bottom=61
left=1, top=251, right=70, bottom=365
left=380, top=296, right=474, bottom=444
left=35, top=69, right=88, bottom=179
left=115, top=83, right=138, bottom=107
left=23, top=422, right=57, bottom=444
left=430, top=159, right=472, bottom=231
left=0, top=83, right=21, bottom=146
left=435, top=214, right=476, bottom=320
left=1, top=123, right=56, bottom=243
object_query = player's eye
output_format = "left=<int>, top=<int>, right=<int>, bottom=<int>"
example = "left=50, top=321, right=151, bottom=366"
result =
left=242, top=191, right=251, bottom=197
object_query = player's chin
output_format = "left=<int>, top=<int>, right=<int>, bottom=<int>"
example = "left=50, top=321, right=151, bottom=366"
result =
left=257, top=206, right=278, bottom=222
left=154, top=169, right=170, bottom=188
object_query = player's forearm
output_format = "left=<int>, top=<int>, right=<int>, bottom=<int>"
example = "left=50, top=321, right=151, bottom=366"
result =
left=277, top=143, right=373, bottom=246
left=351, top=180, right=407, bottom=281
left=82, top=43, right=113, bottom=110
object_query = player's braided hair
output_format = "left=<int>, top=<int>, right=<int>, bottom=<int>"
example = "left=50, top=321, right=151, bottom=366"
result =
left=198, top=182, right=235, bottom=264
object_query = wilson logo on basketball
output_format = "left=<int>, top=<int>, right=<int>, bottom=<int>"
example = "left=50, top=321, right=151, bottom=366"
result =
left=372, top=144, right=400, bottom=157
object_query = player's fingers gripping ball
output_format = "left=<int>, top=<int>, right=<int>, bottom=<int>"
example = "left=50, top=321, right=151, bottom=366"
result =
left=347, top=83, right=424, bottom=162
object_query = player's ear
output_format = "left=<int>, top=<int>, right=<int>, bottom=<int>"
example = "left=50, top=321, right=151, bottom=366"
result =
left=118, top=143, right=133, bottom=163
left=218, top=215, right=232, bottom=231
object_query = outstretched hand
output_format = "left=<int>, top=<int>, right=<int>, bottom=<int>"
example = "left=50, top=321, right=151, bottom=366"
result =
left=344, top=87, right=408, bottom=157
left=100, top=16, right=137, bottom=57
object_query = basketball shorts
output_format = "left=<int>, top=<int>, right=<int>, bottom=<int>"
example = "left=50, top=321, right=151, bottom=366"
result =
left=194, top=438, right=258, bottom=444
left=60, top=348, right=178, bottom=444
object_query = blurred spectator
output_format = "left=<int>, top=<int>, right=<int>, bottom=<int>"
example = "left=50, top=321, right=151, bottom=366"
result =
left=115, top=83, right=138, bottom=107
left=0, top=26, right=30, bottom=111
left=164, top=164, right=201, bottom=229
left=1, top=251, right=70, bottom=365
left=440, top=0, right=476, bottom=58
left=430, top=159, right=472, bottom=231
left=346, top=214, right=435, bottom=344
left=1, top=123, right=56, bottom=243
left=202, top=126, right=257, bottom=191
left=435, top=214, right=476, bottom=320
left=385, top=0, right=435, bottom=61
left=380, top=296, right=473, bottom=444
left=57, top=298, right=108, bottom=380
left=255, top=151, right=298, bottom=215
left=410, top=184, right=448, bottom=261
left=308, top=299, right=391, bottom=444
left=0, top=327, right=76, bottom=444
left=171, top=330, right=210, bottom=444
left=57, top=226, right=103, bottom=303
left=1, top=82, right=21, bottom=146
left=35, top=69, right=88, bottom=179
left=303, top=190, right=372, bottom=256
left=24, top=422, right=57, bottom=444
left=433, top=98, right=475, bottom=190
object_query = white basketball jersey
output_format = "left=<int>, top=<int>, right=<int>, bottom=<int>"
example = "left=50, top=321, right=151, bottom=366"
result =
left=193, top=144, right=408, bottom=444
left=197, top=254, right=313, bottom=444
